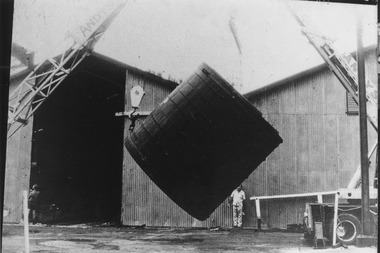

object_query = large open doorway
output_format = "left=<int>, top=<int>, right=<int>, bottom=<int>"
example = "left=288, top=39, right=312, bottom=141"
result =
left=31, top=55, right=125, bottom=224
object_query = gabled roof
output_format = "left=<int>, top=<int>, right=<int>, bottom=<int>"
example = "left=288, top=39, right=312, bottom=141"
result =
left=243, top=63, right=327, bottom=98
left=244, top=45, right=376, bottom=99
left=91, top=52, right=179, bottom=90
left=10, top=49, right=179, bottom=91
left=11, top=44, right=376, bottom=98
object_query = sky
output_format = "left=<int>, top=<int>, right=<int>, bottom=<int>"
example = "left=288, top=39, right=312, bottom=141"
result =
left=11, top=0, right=377, bottom=94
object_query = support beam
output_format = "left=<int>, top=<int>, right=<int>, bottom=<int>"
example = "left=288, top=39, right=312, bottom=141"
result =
left=356, top=12, right=371, bottom=236
left=255, top=199, right=261, bottom=229
left=7, top=1, right=126, bottom=138
left=249, top=190, right=338, bottom=200
left=332, top=192, right=339, bottom=246
left=347, top=142, right=377, bottom=189
left=250, top=191, right=339, bottom=232
left=115, top=110, right=151, bottom=117
left=23, top=190, right=30, bottom=253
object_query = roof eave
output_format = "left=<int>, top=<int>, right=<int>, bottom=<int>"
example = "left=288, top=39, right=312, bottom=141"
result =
left=91, top=52, right=179, bottom=90
left=243, top=44, right=377, bottom=99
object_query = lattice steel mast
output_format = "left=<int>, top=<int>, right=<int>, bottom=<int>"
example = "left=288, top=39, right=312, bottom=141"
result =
left=8, top=1, right=126, bottom=138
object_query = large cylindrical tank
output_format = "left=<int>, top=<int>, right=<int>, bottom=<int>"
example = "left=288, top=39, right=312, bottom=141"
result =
left=125, top=63, right=282, bottom=221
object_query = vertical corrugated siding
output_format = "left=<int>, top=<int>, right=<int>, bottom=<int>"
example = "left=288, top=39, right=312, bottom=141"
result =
left=246, top=52, right=377, bottom=229
left=122, top=51, right=377, bottom=229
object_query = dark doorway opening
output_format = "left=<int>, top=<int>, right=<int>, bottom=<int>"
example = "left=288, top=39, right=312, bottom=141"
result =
left=31, top=55, right=125, bottom=224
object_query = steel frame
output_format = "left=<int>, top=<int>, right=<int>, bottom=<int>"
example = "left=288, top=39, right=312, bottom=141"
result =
left=7, top=1, right=126, bottom=138
left=8, top=45, right=89, bottom=138
left=287, top=4, right=378, bottom=131
left=250, top=191, right=340, bottom=245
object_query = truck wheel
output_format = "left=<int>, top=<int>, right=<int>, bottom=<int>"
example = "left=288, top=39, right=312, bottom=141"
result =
left=329, top=213, right=362, bottom=245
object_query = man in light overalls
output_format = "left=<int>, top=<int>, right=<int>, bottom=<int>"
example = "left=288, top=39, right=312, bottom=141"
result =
left=230, top=185, right=245, bottom=228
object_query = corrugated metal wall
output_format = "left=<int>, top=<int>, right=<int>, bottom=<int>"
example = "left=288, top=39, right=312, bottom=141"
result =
left=245, top=51, right=377, bottom=229
left=122, top=51, right=377, bottom=229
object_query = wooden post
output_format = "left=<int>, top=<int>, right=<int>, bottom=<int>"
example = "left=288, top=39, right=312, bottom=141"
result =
left=317, top=195, right=323, bottom=203
left=356, top=9, right=371, bottom=236
left=23, top=190, right=29, bottom=253
left=332, top=192, right=339, bottom=246
left=347, top=142, right=378, bottom=189
left=255, top=199, right=261, bottom=230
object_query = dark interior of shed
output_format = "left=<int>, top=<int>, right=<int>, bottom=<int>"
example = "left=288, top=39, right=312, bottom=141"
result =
left=30, top=55, right=125, bottom=224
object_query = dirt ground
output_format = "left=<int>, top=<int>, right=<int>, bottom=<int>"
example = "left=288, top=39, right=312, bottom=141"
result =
left=1, top=224, right=378, bottom=253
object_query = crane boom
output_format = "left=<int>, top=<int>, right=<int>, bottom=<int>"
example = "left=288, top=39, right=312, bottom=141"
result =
left=8, top=1, right=126, bottom=138
left=286, top=4, right=378, bottom=189
left=287, top=4, right=378, bottom=131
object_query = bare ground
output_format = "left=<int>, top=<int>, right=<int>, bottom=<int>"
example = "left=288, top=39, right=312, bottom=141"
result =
left=1, top=224, right=377, bottom=253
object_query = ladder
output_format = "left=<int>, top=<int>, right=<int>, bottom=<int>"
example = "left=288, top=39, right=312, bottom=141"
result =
left=287, top=4, right=378, bottom=131
left=7, top=1, right=126, bottom=138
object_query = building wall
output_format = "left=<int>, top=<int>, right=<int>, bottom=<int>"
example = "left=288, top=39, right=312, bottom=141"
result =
left=3, top=75, right=34, bottom=223
left=122, top=51, right=377, bottom=229
left=4, top=51, right=376, bottom=228
left=4, top=54, right=127, bottom=224
left=244, top=51, right=378, bottom=229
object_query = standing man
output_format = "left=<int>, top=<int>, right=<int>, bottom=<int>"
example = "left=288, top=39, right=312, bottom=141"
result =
left=230, top=185, right=245, bottom=228
left=28, top=184, right=40, bottom=224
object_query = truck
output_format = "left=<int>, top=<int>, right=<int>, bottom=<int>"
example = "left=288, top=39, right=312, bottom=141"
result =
left=303, top=189, right=378, bottom=245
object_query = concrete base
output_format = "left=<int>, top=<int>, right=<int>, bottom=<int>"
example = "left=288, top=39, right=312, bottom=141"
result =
left=356, top=234, right=378, bottom=247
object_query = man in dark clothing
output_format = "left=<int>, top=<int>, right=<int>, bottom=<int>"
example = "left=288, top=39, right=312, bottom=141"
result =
left=28, top=184, right=40, bottom=224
